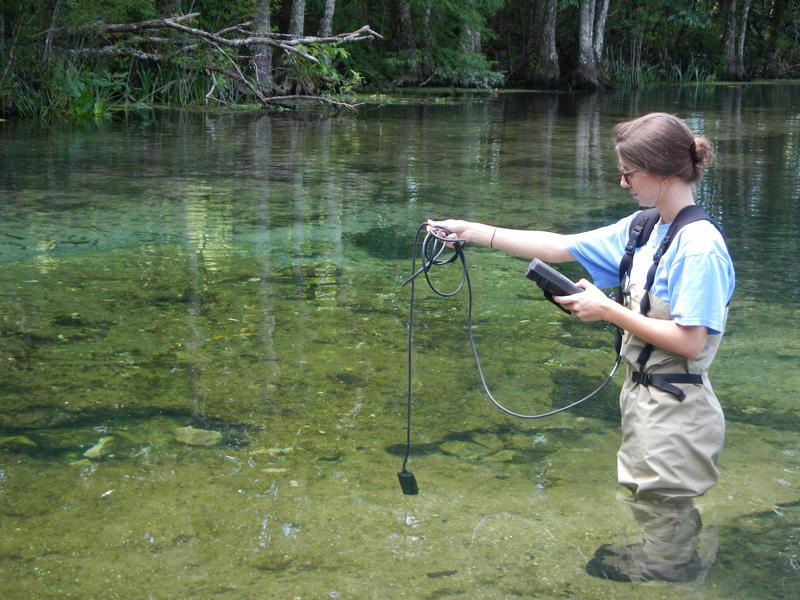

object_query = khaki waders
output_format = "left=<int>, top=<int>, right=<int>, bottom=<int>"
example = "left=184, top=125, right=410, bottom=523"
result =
left=617, top=281, right=726, bottom=500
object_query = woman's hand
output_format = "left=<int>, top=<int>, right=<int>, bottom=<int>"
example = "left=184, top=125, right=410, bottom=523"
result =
left=425, top=219, right=574, bottom=262
left=428, top=219, right=470, bottom=235
left=426, top=219, right=482, bottom=247
left=553, top=279, right=615, bottom=322
left=556, top=279, right=708, bottom=359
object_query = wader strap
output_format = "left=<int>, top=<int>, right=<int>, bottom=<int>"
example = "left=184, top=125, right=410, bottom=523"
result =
left=635, top=205, right=724, bottom=368
left=630, top=371, right=703, bottom=402
left=614, top=209, right=660, bottom=355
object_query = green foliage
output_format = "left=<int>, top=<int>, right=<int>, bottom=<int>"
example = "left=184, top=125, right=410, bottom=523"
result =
left=61, top=0, right=158, bottom=28
left=282, top=45, right=365, bottom=96
left=8, top=60, right=119, bottom=120
left=193, top=0, right=256, bottom=32
left=2, top=0, right=799, bottom=120
left=47, top=61, right=127, bottom=119
left=427, top=48, right=504, bottom=88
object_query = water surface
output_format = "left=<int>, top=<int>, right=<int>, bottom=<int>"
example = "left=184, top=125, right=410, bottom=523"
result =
left=1, top=85, right=799, bottom=598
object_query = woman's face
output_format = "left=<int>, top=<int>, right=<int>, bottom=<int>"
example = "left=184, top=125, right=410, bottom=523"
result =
left=618, top=159, right=659, bottom=207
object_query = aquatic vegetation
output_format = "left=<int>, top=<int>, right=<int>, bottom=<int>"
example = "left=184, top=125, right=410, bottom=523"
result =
left=1, top=88, right=799, bottom=598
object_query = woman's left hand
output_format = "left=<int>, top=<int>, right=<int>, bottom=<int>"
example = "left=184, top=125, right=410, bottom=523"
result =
left=553, top=279, right=615, bottom=322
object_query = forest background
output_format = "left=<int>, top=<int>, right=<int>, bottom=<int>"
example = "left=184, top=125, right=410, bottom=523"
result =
left=1, top=0, right=798, bottom=119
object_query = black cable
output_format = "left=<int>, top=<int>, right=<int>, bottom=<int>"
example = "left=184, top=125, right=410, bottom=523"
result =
left=399, top=224, right=620, bottom=486
left=401, top=224, right=463, bottom=474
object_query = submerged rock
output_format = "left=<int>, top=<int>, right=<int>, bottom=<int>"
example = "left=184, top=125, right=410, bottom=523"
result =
left=485, top=449, right=517, bottom=463
left=84, top=436, right=114, bottom=459
left=440, top=440, right=491, bottom=460
left=0, top=435, right=38, bottom=450
left=175, top=426, right=223, bottom=447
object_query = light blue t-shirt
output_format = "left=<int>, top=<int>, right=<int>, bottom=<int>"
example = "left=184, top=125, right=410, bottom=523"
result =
left=566, top=212, right=735, bottom=334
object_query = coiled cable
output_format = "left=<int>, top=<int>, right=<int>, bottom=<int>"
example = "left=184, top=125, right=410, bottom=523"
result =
left=400, top=223, right=621, bottom=472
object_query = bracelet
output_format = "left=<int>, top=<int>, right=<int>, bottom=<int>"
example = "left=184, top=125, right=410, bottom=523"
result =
left=489, top=227, right=498, bottom=248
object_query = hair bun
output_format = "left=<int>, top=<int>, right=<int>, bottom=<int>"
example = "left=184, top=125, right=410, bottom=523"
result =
left=691, top=137, right=714, bottom=166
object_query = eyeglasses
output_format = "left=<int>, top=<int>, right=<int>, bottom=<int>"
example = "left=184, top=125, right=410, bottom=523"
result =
left=620, top=169, right=637, bottom=186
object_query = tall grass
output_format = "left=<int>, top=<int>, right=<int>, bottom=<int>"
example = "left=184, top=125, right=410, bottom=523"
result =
left=5, top=58, right=229, bottom=121
left=605, top=57, right=716, bottom=89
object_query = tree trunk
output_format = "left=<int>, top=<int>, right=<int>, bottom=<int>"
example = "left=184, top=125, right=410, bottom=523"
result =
left=735, top=0, right=752, bottom=79
left=532, top=0, right=559, bottom=88
left=398, top=0, right=415, bottom=51
left=630, top=31, right=643, bottom=89
left=574, top=0, right=599, bottom=88
left=290, top=0, right=305, bottom=37
left=421, top=1, right=433, bottom=78
left=459, top=26, right=481, bottom=54
left=593, top=0, right=609, bottom=67
left=319, top=0, right=335, bottom=37
left=252, top=0, right=273, bottom=89
left=722, top=0, right=738, bottom=80
left=459, top=1, right=480, bottom=54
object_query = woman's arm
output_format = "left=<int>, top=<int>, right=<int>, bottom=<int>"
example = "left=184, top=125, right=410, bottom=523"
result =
left=427, top=220, right=707, bottom=359
left=426, top=219, right=575, bottom=263
left=555, top=280, right=708, bottom=360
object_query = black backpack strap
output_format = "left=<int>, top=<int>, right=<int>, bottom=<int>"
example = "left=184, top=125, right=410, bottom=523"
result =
left=615, top=208, right=660, bottom=304
left=638, top=205, right=718, bottom=318
left=613, top=209, right=659, bottom=355
left=635, top=205, right=724, bottom=370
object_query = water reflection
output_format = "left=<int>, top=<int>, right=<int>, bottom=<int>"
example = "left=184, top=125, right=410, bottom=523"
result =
left=253, top=115, right=280, bottom=381
left=586, top=496, right=718, bottom=584
left=1, top=86, right=800, bottom=598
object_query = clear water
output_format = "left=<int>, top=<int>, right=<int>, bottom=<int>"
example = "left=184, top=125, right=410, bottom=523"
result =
left=1, top=85, right=798, bottom=598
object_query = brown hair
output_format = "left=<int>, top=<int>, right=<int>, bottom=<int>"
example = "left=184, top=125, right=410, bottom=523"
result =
left=614, top=112, right=715, bottom=184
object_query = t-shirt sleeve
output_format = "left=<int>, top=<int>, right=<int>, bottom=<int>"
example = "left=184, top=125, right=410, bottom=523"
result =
left=565, top=213, right=637, bottom=289
left=667, top=249, right=734, bottom=335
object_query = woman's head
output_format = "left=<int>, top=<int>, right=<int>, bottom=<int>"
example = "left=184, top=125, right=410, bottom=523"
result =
left=614, top=113, right=714, bottom=184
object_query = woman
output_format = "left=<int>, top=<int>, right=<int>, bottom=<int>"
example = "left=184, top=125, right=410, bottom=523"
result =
left=428, top=112, right=735, bottom=502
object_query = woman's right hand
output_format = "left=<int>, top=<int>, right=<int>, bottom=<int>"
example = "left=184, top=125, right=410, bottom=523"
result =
left=426, top=219, right=474, bottom=245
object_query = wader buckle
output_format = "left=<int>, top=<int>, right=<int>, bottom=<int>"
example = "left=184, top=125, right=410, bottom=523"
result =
left=631, top=371, right=703, bottom=402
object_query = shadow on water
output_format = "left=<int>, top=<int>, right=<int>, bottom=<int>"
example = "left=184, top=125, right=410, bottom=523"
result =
left=0, top=406, right=259, bottom=458
left=550, top=367, right=621, bottom=424
left=345, top=226, right=418, bottom=260
left=385, top=423, right=601, bottom=466
left=723, top=404, right=800, bottom=432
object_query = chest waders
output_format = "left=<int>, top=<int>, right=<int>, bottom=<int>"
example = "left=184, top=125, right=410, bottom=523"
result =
left=613, top=205, right=729, bottom=499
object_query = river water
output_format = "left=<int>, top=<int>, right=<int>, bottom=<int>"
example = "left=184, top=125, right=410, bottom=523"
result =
left=1, top=85, right=798, bottom=598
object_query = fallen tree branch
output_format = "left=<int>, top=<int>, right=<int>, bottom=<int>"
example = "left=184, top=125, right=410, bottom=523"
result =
left=263, top=94, right=360, bottom=111
left=164, top=22, right=382, bottom=49
left=43, top=13, right=381, bottom=112
left=203, top=64, right=279, bottom=108
left=203, top=39, right=268, bottom=105
left=215, top=22, right=253, bottom=37
left=41, top=12, right=200, bottom=36
left=65, top=46, right=163, bottom=61
left=47, top=13, right=381, bottom=50
left=53, top=14, right=380, bottom=66
left=161, top=21, right=380, bottom=64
